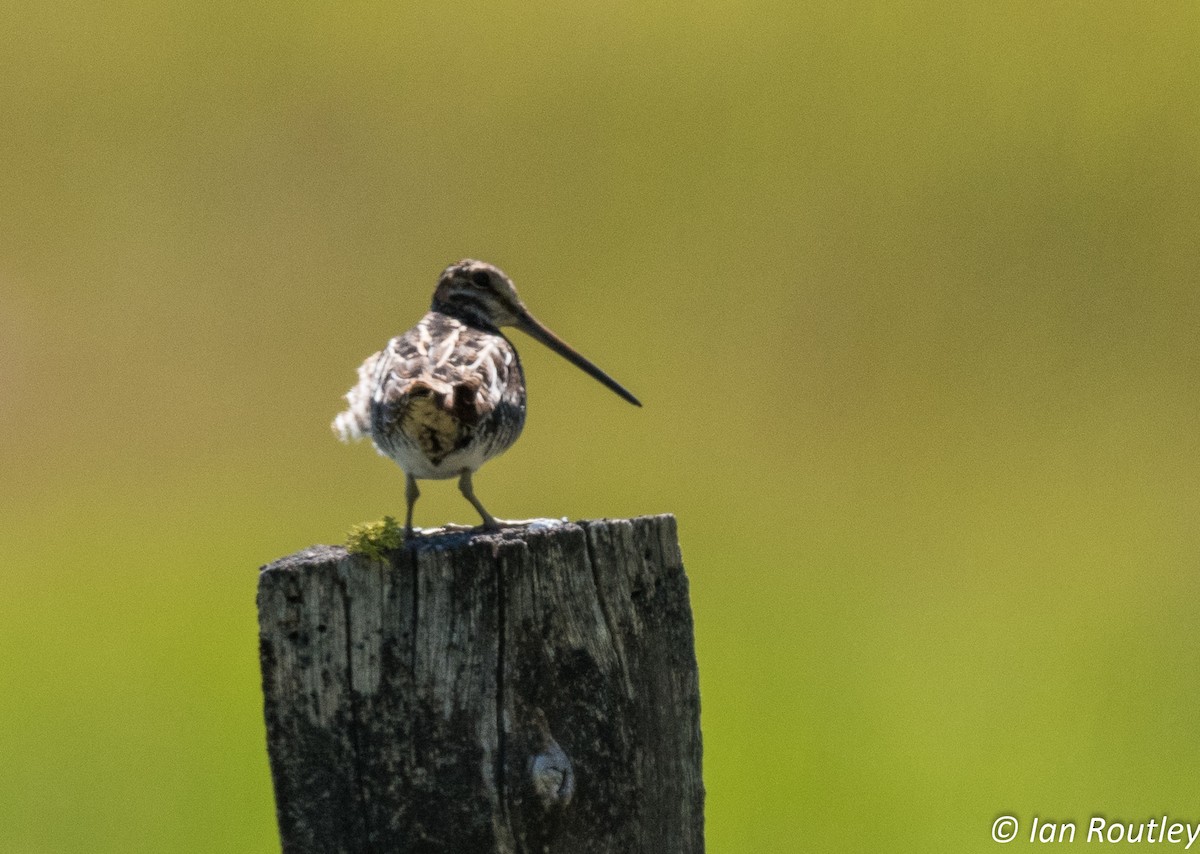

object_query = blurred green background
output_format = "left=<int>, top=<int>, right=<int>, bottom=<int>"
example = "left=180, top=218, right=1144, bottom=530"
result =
left=2, top=2, right=1198, bottom=851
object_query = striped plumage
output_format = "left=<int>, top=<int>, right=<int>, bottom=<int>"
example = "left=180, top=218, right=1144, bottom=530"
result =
left=334, top=311, right=526, bottom=480
left=334, top=259, right=640, bottom=534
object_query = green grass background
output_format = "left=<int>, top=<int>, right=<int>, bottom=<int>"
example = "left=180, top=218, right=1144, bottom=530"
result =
left=2, top=2, right=1198, bottom=851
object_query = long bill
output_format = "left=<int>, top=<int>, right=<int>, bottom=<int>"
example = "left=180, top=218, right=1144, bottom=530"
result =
left=515, top=310, right=642, bottom=407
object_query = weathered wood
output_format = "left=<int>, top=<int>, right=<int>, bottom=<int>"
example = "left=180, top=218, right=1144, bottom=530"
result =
left=257, top=514, right=703, bottom=854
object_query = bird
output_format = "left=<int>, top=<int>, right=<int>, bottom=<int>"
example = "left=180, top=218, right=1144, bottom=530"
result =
left=333, top=259, right=641, bottom=535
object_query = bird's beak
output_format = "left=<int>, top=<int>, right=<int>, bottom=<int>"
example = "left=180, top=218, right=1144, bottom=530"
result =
left=515, top=309, right=642, bottom=406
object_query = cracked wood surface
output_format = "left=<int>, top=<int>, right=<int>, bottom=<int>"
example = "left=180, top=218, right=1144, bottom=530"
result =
left=257, top=514, right=703, bottom=853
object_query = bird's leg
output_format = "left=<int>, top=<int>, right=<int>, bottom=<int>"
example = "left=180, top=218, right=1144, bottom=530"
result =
left=452, top=469, right=558, bottom=531
left=458, top=469, right=500, bottom=529
left=405, top=474, right=420, bottom=536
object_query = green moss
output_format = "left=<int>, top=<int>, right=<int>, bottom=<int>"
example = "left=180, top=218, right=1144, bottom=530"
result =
left=345, top=516, right=405, bottom=558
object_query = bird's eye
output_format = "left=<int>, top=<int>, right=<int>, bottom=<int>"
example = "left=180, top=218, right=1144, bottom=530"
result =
left=470, top=270, right=491, bottom=288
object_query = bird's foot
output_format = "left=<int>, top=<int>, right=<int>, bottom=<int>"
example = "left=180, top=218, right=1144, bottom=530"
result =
left=487, top=517, right=569, bottom=531
left=405, top=521, right=485, bottom=537
left=408, top=518, right=570, bottom=538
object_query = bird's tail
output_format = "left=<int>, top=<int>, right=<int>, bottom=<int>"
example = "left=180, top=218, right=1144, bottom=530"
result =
left=332, top=352, right=380, bottom=443
left=332, top=403, right=369, bottom=443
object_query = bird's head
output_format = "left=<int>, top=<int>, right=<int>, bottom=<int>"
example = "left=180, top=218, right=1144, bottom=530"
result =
left=432, top=259, right=524, bottom=329
left=430, top=258, right=641, bottom=407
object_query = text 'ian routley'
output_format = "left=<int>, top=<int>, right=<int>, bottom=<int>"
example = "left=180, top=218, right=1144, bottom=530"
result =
left=992, top=815, right=1200, bottom=847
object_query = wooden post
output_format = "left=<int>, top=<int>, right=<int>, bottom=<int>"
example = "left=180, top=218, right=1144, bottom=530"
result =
left=257, top=514, right=703, bottom=853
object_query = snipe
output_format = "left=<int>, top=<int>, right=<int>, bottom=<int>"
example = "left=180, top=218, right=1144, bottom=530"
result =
left=334, top=259, right=640, bottom=534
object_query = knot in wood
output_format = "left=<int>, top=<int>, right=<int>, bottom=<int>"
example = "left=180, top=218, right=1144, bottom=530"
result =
left=529, top=738, right=575, bottom=808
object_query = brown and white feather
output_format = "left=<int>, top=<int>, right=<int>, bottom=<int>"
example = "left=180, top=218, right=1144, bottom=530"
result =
left=334, top=311, right=526, bottom=481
